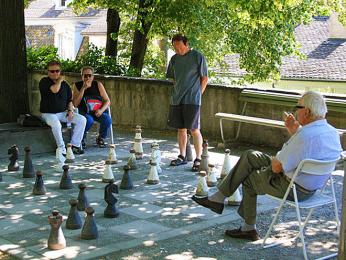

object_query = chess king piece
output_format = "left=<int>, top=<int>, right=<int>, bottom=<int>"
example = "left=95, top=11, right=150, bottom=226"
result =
left=66, top=199, right=82, bottom=230
left=104, top=179, right=120, bottom=218
left=59, top=165, right=73, bottom=189
left=81, top=207, right=98, bottom=240
left=207, top=164, right=217, bottom=187
left=133, top=125, right=143, bottom=160
left=150, top=142, right=162, bottom=174
left=185, top=133, right=193, bottom=162
left=227, top=189, right=242, bottom=206
left=120, top=165, right=133, bottom=190
left=23, top=146, right=35, bottom=178
left=106, top=144, right=118, bottom=164
left=220, top=149, right=232, bottom=179
left=55, top=147, right=65, bottom=173
left=48, top=210, right=66, bottom=250
left=199, top=139, right=209, bottom=173
left=147, top=162, right=160, bottom=184
left=8, top=145, right=19, bottom=171
left=102, top=161, right=115, bottom=183
left=195, top=171, right=209, bottom=197
left=33, top=171, right=47, bottom=195
left=127, top=149, right=138, bottom=170
left=77, top=183, right=89, bottom=211
left=65, top=143, right=75, bottom=163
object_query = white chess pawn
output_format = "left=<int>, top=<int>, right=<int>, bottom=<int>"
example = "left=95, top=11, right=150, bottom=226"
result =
left=127, top=149, right=138, bottom=170
left=207, top=164, right=217, bottom=187
left=195, top=171, right=209, bottom=197
left=220, top=149, right=232, bottom=179
left=133, top=125, right=143, bottom=160
left=106, top=144, right=118, bottom=164
left=65, top=143, right=75, bottom=163
left=102, top=161, right=115, bottom=183
left=147, top=162, right=159, bottom=184
left=150, top=142, right=162, bottom=174
left=199, top=140, right=209, bottom=172
left=55, top=147, right=65, bottom=172
left=227, top=189, right=242, bottom=206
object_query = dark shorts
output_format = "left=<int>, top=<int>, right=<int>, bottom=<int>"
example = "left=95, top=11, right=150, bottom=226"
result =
left=167, top=104, right=200, bottom=129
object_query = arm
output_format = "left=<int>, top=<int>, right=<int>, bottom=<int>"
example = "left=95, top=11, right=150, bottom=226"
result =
left=271, top=157, right=283, bottom=174
left=284, top=113, right=300, bottom=136
left=200, top=76, right=208, bottom=94
left=72, top=83, right=85, bottom=107
left=95, top=81, right=111, bottom=117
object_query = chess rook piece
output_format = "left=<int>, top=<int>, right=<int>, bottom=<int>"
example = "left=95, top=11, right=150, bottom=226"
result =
left=55, top=147, right=65, bottom=173
left=199, top=140, right=209, bottom=173
left=48, top=210, right=66, bottom=250
left=150, top=142, right=162, bottom=174
left=127, top=149, right=138, bottom=170
left=102, top=161, right=115, bottom=183
left=59, top=165, right=73, bottom=189
left=81, top=207, right=98, bottom=239
left=106, top=144, right=118, bottom=164
left=227, top=189, right=242, bottom=206
left=147, top=162, right=160, bottom=184
left=133, top=125, right=143, bottom=160
left=195, top=171, right=209, bottom=197
left=207, top=164, right=218, bottom=187
left=185, top=134, right=193, bottom=162
left=65, top=143, right=75, bottom=163
left=23, top=146, right=35, bottom=178
left=120, top=165, right=133, bottom=190
left=77, top=183, right=89, bottom=211
left=33, top=171, right=47, bottom=195
left=104, top=179, right=120, bottom=218
left=220, top=149, right=232, bottom=179
left=66, top=199, right=82, bottom=230
left=8, top=145, right=19, bottom=172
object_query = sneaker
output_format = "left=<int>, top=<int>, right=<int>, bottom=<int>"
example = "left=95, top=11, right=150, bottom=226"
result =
left=96, top=136, right=107, bottom=148
left=72, top=145, right=84, bottom=155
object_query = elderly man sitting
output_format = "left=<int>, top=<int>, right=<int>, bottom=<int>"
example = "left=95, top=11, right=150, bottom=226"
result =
left=192, top=91, right=342, bottom=241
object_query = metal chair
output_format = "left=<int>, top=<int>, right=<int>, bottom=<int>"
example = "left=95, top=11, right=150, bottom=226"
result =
left=262, top=158, right=340, bottom=260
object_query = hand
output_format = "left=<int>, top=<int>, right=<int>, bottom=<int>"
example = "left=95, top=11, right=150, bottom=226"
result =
left=58, top=76, right=64, bottom=84
left=67, top=110, right=74, bottom=121
left=83, top=79, right=92, bottom=90
left=94, top=109, right=102, bottom=117
left=284, top=112, right=299, bottom=134
left=271, top=157, right=283, bottom=174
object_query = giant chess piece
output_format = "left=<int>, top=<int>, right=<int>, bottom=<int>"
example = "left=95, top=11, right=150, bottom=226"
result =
left=220, top=149, right=232, bottom=179
left=185, top=134, right=193, bottom=162
left=120, top=165, right=133, bottom=190
left=8, top=145, right=19, bottom=172
left=59, top=165, right=73, bottom=189
left=127, top=149, right=138, bottom=170
left=199, top=140, right=209, bottom=173
left=55, top=147, right=65, bottom=173
left=66, top=199, right=82, bottom=230
left=77, top=183, right=89, bottom=211
left=102, top=161, right=115, bottom=183
left=150, top=142, right=162, bottom=174
left=65, top=143, right=75, bottom=163
left=0, top=171, right=2, bottom=182
left=195, top=171, right=209, bottom=197
left=106, top=144, right=118, bottom=164
left=48, top=210, right=66, bottom=250
left=104, top=179, right=120, bottom=218
left=33, top=171, right=46, bottom=195
left=133, top=125, right=143, bottom=160
left=147, top=162, right=160, bottom=184
left=23, top=146, right=35, bottom=178
left=81, top=207, right=98, bottom=240
left=207, top=164, right=217, bottom=187
left=227, top=189, right=242, bottom=206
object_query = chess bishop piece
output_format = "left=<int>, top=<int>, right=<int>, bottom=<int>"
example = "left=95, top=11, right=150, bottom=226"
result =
left=59, top=165, right=73, bottom=189
left=195, top=171, right=209, bottom=197
left=185, top=134, right=193, bottom=162
left=147, top=162, right=160, bottom=184
left=120, top=165, right=133, bottom=190
left=8, top=145, right=19, bottom=172
left=77, top=183, right=89, bottom=211
left=227, top=189, right=242, bottom=206
left=199, top=140, right=209, bottom=173
left=66, top=199, right=82, bottom=230
left=150, top=142, right=162, bottom=174
left=23, top=146, right=35, bottom=178
left=220, top=149, right=232, bottom=179
left=207, top=164, right=217, bottom=187
left=104, top=179, right=120, bottom=218
left=48, top=210, right=66, bottom=250
left=81, top=207, right=98, bottom=239
left=106, top=144, right=118, bottom=164
left=65, top=143, right=75, bottom=163
left=102, top=161, right=115, bottom=183
left=33, top=171, right=47, bottom=195
left=55, top=147, right=65, bottom=173
left=127, top=149, right=138, bottom=170
left=133, top=125, right=143, bottom=160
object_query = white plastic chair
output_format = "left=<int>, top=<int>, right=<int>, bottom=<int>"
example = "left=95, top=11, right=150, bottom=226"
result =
left=262, top=158, right=340, bottom=260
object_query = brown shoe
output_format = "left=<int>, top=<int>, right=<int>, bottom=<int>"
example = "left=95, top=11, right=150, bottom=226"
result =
left=191, top=195, right=224, bottom=214
left=225, top=227, right=260, bottom=241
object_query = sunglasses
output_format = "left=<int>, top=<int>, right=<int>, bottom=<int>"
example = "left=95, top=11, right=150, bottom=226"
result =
left=48, top=70, right=60, bottom=73
left=294, top=105, right=305, bottom=109
left=83, top=74, right=93, bottom=78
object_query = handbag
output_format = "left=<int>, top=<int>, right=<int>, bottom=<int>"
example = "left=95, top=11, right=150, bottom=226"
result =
left=83, top=95, right=103, bottom=113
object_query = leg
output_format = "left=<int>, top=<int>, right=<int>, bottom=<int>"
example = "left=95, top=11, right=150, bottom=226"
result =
left=70, top=113, right=86, bottom=147
left=190, top=128, right=202, bottom=159
left=97, top=111, right=112, bottom=139
left=84, top=113, right=95, bottom=134
left=177, top=128, right=187, bottom=157
left=41, top=113, right=65, bottom=153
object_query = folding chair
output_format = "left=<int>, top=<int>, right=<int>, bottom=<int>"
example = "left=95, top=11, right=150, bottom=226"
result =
left=262, top=158, right=340, bottom=260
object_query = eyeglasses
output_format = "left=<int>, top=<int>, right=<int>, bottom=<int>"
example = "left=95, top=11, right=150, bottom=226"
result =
left=83, top=74, right=93, bottom=78
left=294, top=105, right=305, bottom=110
left=48, top=70, right=60, bottom=73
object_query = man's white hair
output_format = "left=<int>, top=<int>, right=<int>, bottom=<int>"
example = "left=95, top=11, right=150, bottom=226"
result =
left=301, top=91, right=327, bottom=118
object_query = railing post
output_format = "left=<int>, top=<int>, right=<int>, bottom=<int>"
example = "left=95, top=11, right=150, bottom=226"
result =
left=338, top=151, right=346, bottom=260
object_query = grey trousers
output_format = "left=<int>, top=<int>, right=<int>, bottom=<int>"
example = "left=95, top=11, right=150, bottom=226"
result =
left=217, top=150, right=312, bottom=225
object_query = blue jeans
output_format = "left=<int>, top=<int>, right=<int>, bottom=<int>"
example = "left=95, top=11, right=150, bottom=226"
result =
left=83, top=111, right=112, bottom=139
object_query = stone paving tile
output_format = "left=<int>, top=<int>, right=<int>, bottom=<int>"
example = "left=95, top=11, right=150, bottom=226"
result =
left=0, top=216, right=40, bottom=235
left=120, top=203, right=163, bottom=219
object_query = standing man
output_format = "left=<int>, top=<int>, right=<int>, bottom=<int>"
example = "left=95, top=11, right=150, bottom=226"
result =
left=166, top=34, right=208, bottom=171
left=39, top=61, right=86, bottom=155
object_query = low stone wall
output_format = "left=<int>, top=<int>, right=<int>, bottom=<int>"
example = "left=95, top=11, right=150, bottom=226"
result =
left=27, top=71, right=346, bottom=148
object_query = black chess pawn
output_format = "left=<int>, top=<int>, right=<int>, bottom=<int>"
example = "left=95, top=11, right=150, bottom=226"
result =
left=185, top=133, right=193, bottom=162
left=81, top=207, right=98, bottom=240
left=77, top=183, right=89, bottom=211
left=8, top=145, right=19, bottom=172
left=59, top=165, right=73, bottom=189
left=104, top=179, right=119, bottom=218
left=48, top=210, right=66, bottom=250
left=66, top=199, right=82, bottom=230
left=120, top=165, right=133, bottom=190
left=32, top=171, right=46, bottom=195
left=23, top=146, right=35, bottom=178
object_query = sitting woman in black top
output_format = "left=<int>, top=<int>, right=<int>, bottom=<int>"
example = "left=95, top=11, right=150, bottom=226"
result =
left=72, top=66, right=112, bottom=148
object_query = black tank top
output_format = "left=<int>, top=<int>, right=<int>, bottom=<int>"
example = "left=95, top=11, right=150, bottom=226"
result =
left=75, top=80, right=101, bottom=113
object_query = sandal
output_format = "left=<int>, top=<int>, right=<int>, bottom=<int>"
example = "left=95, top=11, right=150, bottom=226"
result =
left=192, top=158, right=201, bottom=172
left=170, top=155, right=187, bottom=166
left=96, top=136, right=107, bottom=148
